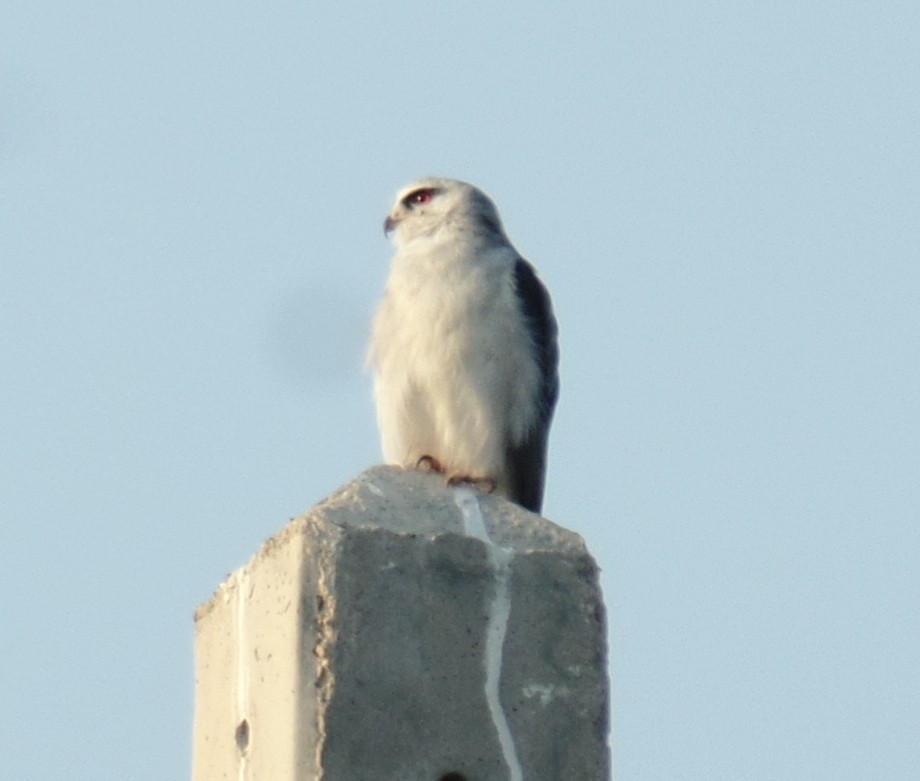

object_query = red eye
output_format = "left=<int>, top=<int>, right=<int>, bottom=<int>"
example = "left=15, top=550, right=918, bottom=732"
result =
left=404, top=188, right=435, bottom=207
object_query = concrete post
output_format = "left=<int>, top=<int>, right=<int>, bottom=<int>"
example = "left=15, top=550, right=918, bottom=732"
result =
left=192, top=466, right=609, bottom=780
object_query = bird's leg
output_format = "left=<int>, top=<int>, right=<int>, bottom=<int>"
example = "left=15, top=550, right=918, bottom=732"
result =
left=447, top=474, right=497, bottom=495
left=415, top=455, right=445, bottom=473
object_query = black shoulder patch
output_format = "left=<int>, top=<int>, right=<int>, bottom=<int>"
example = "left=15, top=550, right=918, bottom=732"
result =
left=513, top=258, right=559, bottom=412
left=506, top=258, right=559, bottom=512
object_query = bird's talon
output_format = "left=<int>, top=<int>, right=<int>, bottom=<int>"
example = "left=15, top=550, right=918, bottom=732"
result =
left=447, top=474, right=496, bottom=494
left=416, top=455, right=445, bottom=473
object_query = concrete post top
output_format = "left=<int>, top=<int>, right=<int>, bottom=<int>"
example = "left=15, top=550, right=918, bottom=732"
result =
left=195, top=466, right=592, bottom=624
left=191, top=465, right=609, bottom=781
left=308, top=465, right=589, bottom=553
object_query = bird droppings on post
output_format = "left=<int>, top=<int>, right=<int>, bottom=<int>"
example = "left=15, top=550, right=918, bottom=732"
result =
left=453, top=486, right=522, bottom=781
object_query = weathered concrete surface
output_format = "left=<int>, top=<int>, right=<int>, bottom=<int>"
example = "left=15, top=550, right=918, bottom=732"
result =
left=192, top=465, right=609, bottom=781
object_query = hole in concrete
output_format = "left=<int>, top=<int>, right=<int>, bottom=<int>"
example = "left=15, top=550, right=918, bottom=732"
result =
left=438, top=774, right=467, bottom=781
left=235, top=719, right=250, bottom=752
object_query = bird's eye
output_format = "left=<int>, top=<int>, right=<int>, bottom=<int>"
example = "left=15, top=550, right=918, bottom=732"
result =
left=404, top=188, right=436, bottom=207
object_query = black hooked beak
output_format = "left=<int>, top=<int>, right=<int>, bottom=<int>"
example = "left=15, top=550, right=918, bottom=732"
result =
left=383, top=215, right=397, bottom=236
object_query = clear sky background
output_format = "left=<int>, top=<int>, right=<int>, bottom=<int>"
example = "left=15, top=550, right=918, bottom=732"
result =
left=2, top=2, right=918, bottom=779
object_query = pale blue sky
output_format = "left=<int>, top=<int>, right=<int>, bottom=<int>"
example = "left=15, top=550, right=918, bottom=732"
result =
left=2, top=2, right=918, bottom=779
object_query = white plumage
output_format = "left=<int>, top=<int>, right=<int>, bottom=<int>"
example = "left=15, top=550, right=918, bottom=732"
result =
left=369, top=177, right=558, bottom=513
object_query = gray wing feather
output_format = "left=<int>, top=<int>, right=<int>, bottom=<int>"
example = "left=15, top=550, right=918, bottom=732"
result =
left=506, top=258, right=559, bottom=513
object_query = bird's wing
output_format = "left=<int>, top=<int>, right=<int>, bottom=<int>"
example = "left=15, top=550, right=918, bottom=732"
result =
left=505, top=257, right=559, bottom=513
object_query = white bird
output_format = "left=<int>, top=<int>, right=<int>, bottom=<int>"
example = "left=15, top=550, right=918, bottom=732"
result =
left=368, top=177, right=558, bottom=513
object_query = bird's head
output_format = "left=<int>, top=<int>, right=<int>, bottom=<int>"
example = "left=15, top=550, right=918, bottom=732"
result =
left=383, top=177, right=506, bottom=247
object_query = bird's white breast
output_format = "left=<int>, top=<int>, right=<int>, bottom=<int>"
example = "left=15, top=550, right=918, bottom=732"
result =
left=370, top=234, right=540, bottom=486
